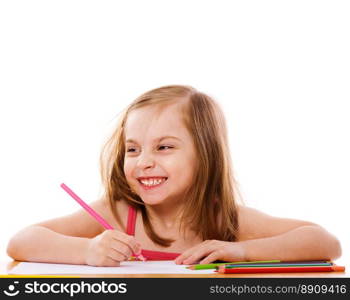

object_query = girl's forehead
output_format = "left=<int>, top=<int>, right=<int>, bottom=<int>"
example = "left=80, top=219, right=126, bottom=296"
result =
left=124, top=103, right=188, bottom=140
left=126, top=103, right=184, bottom=126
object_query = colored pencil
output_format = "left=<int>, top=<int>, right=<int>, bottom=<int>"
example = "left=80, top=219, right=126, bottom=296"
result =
left=186, top=260, right=281, bottom=270
left=60, top=183, right=146, bottom=261
left=224, top=262, right=332, bottom=269
left=217, top=265, right=345, bottom=274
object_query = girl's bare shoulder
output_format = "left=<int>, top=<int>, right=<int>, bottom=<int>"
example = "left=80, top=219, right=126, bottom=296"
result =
left=93, top=197, right=130, bottom=232
left=236, top=204, right=315, bottom=241
left=34, top=197, right=131, bottom=238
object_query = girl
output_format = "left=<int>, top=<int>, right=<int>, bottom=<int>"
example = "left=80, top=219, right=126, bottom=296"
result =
left=7, top=85, right=341, bottom=267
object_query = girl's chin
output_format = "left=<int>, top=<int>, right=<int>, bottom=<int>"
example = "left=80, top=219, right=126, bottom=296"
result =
left=140, top=196, right=167, bottom=206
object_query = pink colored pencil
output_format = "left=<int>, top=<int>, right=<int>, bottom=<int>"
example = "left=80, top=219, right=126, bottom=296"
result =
left=60, top=183, right=146, bottom=261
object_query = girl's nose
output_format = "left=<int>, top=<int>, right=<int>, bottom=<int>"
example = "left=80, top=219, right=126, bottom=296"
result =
left=136, top=153, right=155, bottom=169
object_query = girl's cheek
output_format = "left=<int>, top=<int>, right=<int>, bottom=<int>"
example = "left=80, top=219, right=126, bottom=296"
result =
left=123, top=160, right=134, bottom=180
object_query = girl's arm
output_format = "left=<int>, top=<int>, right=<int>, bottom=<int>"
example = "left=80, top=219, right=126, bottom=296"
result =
left=175, top=205, right=342, bottom=264
left=7, top=225, right=91, bottom=264
left=7, top=199, right=141, bottom=266
left=237, top=206, right=342, bottom=261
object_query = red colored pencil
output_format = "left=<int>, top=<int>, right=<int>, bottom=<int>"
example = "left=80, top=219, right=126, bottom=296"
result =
left=217, top=265, right=345, bottom=274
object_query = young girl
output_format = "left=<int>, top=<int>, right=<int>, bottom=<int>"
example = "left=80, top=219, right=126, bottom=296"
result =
left=7, top=85, right=341, bottom=267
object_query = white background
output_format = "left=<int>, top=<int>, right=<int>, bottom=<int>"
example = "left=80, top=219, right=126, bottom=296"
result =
left=0, top=1, right=349, bottom=267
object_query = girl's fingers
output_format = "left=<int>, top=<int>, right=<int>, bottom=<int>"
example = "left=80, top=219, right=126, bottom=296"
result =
left=175, top=240, right=214, bottom=264
left=182, top=247, right=215, bottom=265
left=176, top=243, right=213, bottom=265
left=102, top=257, right=121, bottom=267
left=199, top=242, right=243, bottom=264
left=106, top=248, right=127, bottom=263
left=110, top=240, right=133, bottom=259
left=113, top=231, right=141, bottom=255
left=175, top=245, right=201, bottom=264
left=199, top=251, right=221, bottom=265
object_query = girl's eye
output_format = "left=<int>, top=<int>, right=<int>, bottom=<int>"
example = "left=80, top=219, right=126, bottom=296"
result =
left=158, top=145, right=173, bottom=150
left=126, top=145, right=173, bottom=153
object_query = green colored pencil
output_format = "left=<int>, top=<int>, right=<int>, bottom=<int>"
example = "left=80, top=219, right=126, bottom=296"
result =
left=186, top=260, right=281, bottom=270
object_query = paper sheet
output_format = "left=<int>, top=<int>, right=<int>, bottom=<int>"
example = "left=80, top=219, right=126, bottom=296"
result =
left=9, top=261, right=215, bottom=275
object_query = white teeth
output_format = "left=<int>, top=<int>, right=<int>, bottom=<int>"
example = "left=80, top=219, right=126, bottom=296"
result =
left=140, top=178, right=166, bottom=186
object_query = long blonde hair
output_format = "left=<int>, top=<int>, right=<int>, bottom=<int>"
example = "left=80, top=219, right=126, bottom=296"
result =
left=100, top=85, right=242, bottom=246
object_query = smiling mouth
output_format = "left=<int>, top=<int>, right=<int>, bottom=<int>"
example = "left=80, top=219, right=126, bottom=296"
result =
left=138, top=177, right=168, bottom=188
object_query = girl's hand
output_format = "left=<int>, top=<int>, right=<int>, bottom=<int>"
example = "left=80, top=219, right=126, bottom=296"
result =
left=85, top=230, right=141, bottom=267
left=174, top=240, right=246, bottom=265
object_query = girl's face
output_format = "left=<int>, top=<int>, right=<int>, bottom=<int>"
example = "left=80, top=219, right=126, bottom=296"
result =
left=123, top=102, right=197, bottom=206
